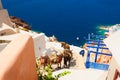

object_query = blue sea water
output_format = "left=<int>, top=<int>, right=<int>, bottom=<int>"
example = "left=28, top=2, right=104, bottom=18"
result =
left=2, top=0, right=120, bottom=46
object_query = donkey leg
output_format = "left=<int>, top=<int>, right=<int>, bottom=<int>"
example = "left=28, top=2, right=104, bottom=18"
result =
left=68, top=58, right=71, bottom=68
left=64, top=58, right=67, bottom=68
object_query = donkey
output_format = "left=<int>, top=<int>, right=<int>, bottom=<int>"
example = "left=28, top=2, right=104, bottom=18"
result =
left=39, top=55, right=50, bottom=68
left=50, top=51, right=63, bottom=69
left=61, top=42, right=72, bottom=68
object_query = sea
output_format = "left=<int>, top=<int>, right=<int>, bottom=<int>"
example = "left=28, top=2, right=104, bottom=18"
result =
left=2, top=0, right=120, bottom=46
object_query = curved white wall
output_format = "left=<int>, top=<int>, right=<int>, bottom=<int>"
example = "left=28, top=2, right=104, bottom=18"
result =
left=33, top=33, right=46, bottom=57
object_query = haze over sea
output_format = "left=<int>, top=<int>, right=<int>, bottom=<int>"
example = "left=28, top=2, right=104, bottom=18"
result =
left=2, top=0, right=120, bottom=46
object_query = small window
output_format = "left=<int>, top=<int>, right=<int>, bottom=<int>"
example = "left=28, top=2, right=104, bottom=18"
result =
left=0, top=32, right=6, bottom=36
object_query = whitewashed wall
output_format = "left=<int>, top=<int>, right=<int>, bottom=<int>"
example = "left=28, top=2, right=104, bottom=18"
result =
left=0, top=43, right=8, bottom=52
left=104, top=30, right=120, bottom=80
left=33, top=33, right=46, bottom=57
left=0, top=23, right=16, bottom=35
left=107, top=57, right=120, bottom=80
left=0, top=10, right=12, bottom=27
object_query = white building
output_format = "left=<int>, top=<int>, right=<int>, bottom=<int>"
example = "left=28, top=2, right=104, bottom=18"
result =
left=0, top=1, right=12, bottom=27
left=0, top=1, right=46, bottom=57
left=32, top=33, right=46, bottom=57
left=0, top=24, right=46, bottom=57
left=0, top=23, right=16, bottom=52
left=0, top=23, right=16, bottom=35
left=104, top=30, right=120, bottom=80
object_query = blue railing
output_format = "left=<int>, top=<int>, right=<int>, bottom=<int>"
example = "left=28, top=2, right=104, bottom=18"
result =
left=85, top=33, right=112, bottom=70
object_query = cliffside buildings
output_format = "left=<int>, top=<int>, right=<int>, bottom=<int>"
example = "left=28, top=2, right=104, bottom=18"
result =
left=0, top=1, right=120, bottom=80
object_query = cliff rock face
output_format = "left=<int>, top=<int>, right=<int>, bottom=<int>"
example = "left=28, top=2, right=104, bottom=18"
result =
left=10, top=16, right=31, bottom=30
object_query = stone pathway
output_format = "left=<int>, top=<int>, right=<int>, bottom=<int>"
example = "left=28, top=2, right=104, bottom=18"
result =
left=70, top=52, right=86, bottom=70
left=51, top=52, right=86, bottom=71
